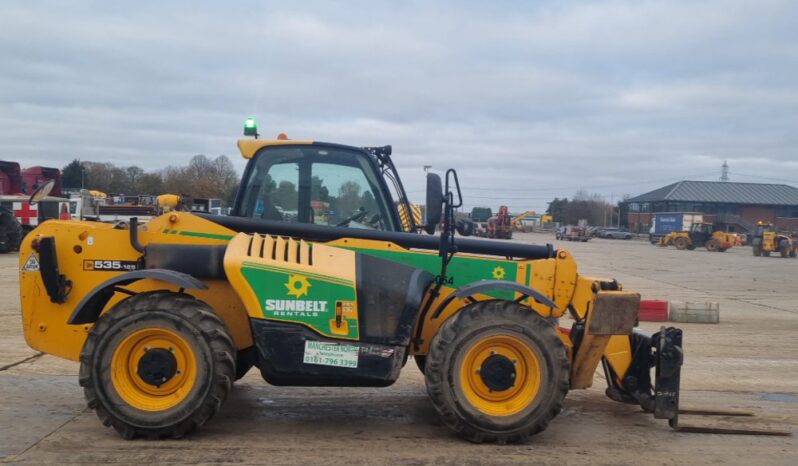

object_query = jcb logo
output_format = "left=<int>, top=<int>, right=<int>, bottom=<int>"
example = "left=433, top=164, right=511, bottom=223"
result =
left=83, top=260, right=139, bottom=271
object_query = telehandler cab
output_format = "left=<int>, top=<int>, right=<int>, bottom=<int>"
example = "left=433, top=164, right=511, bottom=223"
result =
left=22, top=119, right=772, bottom=442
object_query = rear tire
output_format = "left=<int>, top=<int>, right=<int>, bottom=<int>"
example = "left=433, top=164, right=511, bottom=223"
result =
left=79, top=291, right=235, bottom=439
left=0, top=208, right=22, bottom=253
left=674, top=237, right=688, bottom=250
left=424, top=300, right=569, bottom=443
left=779, top=241, right=790, bottom=258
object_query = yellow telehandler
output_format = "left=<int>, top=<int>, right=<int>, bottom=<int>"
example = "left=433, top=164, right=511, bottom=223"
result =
left=751, top=222, right=797, bottom=257
left=18, top=119, right=780, bottom=442
left=658, top=223, right=735, bottom=252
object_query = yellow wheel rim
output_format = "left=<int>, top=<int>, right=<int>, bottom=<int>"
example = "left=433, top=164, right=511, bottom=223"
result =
left=111, top=327, right=197, bottom=411
left=458, top=334, right=542, bottom=417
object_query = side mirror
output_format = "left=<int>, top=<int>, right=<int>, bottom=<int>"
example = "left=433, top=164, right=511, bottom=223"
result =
left=456, top=219, right=475, bottom=237
left=28, top=179, right=55, bottom=206
left=425, top=173, right=443, bottom=234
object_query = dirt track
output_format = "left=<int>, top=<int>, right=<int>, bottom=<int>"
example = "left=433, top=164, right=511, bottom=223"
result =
left=1, top=233, right=796, bottom=465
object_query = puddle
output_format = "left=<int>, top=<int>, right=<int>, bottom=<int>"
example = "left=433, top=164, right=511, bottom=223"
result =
left=758, top=392, right=798, bottom=403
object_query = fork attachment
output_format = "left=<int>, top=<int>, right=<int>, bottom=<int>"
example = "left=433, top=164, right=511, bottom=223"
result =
left=604, top=326, right=683, bottom=421
left=605, top=327, right=791, bottom=436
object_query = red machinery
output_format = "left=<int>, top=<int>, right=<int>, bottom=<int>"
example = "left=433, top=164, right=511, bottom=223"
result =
left=1, top=162, right=69, bottom=252
left=22, top=166, right=62, bottom=197
left=483, top=205, right=513, bottom=239
left=0, top=161, right=23, bottom=195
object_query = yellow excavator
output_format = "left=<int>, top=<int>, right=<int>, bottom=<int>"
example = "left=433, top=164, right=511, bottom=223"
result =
left=511, top=210, right=552, bottom=232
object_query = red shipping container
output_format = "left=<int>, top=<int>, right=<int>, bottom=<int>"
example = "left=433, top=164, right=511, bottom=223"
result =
left=638, top=300, right=669, bottom=322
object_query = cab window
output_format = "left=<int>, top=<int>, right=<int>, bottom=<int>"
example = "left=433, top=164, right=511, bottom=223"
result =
left=236, top=146, right=396, bottom=231
left=311, top=162, right=384, bottom=228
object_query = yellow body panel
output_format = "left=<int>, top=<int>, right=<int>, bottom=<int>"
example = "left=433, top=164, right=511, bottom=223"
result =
left=603, top=334, right=635, bottom=384
left=763, top=231, right=776, bottom=251
left=569, top=290, right=639, bottom=389
left=18, top=214, right=253, bottom=361
left=659, top=231, right=688, bottom=246
left=237, top=138, right=314, bottom=158
left=20, top=209, right=638, bottom=391
left=570, top=333, right=611, bottom=389
left=20, top=221, right=137, bottom=360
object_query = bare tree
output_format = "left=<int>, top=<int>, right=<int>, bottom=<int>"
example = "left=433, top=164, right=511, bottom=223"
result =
left=75, top=155, right=240, bottom=206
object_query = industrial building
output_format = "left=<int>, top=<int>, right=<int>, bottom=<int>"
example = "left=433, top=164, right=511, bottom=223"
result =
left=621, top=180, right=798, bottom=234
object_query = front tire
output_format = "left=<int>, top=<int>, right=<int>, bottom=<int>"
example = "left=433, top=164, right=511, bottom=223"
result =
left=424, top=300, right=569, bottom=443
left=79, top=291, right=235, bottom=439
left=674, top=237, right=689, bottom=250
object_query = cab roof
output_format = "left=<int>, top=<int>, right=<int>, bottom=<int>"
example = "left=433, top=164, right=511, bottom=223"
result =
left=236, top=138, right=315, bottom=159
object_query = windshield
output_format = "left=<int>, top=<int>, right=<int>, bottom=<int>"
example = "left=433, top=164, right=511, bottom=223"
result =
left=235, top=145, right=398, bottom=231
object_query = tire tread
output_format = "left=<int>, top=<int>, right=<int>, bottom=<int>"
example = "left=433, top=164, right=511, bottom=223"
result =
left=425, top=300, right=569, bottom=444
left=80, top=291, right=235, bottom=439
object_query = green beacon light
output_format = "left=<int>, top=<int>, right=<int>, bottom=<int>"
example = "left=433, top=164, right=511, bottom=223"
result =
left=243, top=117, right=259, bottom=138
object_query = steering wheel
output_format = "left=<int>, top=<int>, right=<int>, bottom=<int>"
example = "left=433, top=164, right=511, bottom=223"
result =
left=336, top=208, right=369, bottom=227
left=367, top=213, right=382, bottom=228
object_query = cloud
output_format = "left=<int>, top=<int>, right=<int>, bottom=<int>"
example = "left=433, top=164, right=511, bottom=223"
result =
left=1, top=0, right=797, bottom=210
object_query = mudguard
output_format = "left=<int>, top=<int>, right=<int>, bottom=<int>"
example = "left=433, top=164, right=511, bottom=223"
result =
left=67, top=269, right=207, bottom=325
left=430, top=279, right=557, bottom=319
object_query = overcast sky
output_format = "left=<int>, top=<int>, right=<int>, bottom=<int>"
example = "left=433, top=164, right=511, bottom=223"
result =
left=2, top=0, right=797, bottom=210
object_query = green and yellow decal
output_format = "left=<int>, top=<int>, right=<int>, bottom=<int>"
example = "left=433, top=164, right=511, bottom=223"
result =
left=241, top=263, right=359, bottom=339
left=224, top=233, right=361, bottom=340
left=160, top=228, right=235, bottom=241
left=333, top=242, right=519, bottom=300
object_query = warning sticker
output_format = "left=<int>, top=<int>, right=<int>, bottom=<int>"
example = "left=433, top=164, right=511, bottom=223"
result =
left=303, top=341, right=359, bottom=369
left=21, top=253, right=40, bottom=272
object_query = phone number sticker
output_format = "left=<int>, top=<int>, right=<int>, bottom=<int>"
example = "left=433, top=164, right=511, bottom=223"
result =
left=303, top=341, right=359, bottom=369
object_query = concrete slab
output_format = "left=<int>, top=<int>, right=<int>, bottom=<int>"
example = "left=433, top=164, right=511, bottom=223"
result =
left=3, top=374, right=796, bottom=465
left=0, top=374, right=86, bottom=461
